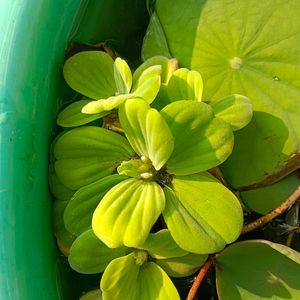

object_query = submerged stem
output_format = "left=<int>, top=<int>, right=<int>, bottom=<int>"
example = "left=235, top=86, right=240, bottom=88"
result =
left=186, top=258, right=213, bottom=300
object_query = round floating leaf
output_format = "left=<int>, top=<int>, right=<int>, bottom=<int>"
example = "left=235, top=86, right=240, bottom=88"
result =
left=161, top=100, right=233, bottom=175
left=52, top=199, right=76, bottom=256
left=57, top=100, right=109, bottom=127
left=48, top=163, right=75, bottom=201
left=211, top=94, right=253, bottom=131
left=156, top=253, right=207, bottom=278
left=114, top=57, right=132, bottom=94
left=92, top=178, right=165, bottom=248
left=54, top=126, right=134, bottom=190
left=101, top=254, right=180, bottom=300
left=68, top=229, right=126, bottom=274
left=119, top=98, right=174, bottom=170
left=82, top=94, right=138, bottom=114
left=63, top=51, right=116, bottom=99
left=64, top=174, right=128, bottom=236
left=143, top=0, right=300, bottom=188
left=216, top=240, right=300, bottom=300
left=140, top=229, right=188, bottom=259
left=167, top=68, right=203, bottom=101
left=163, top=173, right=243, bottom=254
left=240, top=171, right=300, bottom=215
left=131, top=65, right=161, bottom=103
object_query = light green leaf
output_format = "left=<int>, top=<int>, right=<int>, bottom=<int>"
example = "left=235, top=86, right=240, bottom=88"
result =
left=63, top=51, right=116, bottom=99
left=131, top=65, right=161, bottom=103
left=101, top=253, right=140, bottom=300
left=92, top=178, right=165, bottom=248
left=241, top=171, right=300, bottom=215
left=101, top=254, right=180, bottom=300
left=133, top=56, right=178, bottom=85
left=211, top=94, right=253, bottom=131
left=114, top=57, right=132, bottom=94
left=156, top=253, right=207, bottom=278
left=167, top=68, right=203, bottom=101
left=216, top=240, right=300, bottom=300
left=140, top=229, right=188, bottom=259
left=80, top=290, right=102, bottom=300
left=68, top=229, right=126, bottom=274
left=48, top=163, right=75, bottom=201
left=161, top=100, right=233, bottom=175
left=54, top=126, right=134, bottom=189
left=82, top=94, right=138, bottom=114
left=57, top=100, right=109, bottom=127
left=119, top=98, right=174, bottom=170
left=64, top=175, right=128, bottom=236
left=143, top=0, right=300, bottom=188
left=52, top=199, right=76, bottom=255
left=163, top=173, right=243, bottom=254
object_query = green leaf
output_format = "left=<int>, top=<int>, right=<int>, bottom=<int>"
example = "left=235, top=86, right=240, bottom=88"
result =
left=52, top=199, right=76, bottom=255
left=240, top=171, right=300, bottom=215
left=216, top=240, right=300, bottom=300
left=167, top=68, right=203, bottom=101
left=101, top=254, right=180, bottom=300
left=133, top=56, right=178, bottom=85
left=142, top=11, right=172, bottom=60
left=211, top=94, right=253, bottom=131
left=119, top=98, right=174, bottom=170
left=131, top=65, right=161, bottom=103
left=54, top=126, right=134, bottom=190
left=64, top=175, right=128, bottom=236
left=140, top=229, right=188, bottom=259
left=63, top=51, right=116, bottom=99
left=143, top=0, right=300, bottom=188
left=114, top=57, right=132, bottom=94
left=156, top=253, right=207, bottom=278
left=80, top=290, right=102, bottom=300
left=57, top=100, right=109, bottom=127
left=92, top=178, right=165, bottom=248
left=81, top=94, right=138, bottom=114
left=68, top=229, right=126, bottom=274
left=161, top=100, right=233, bottom=175
left=163, top=173, right=243, bottom=254
left=48, top=163, right=75, bottom=201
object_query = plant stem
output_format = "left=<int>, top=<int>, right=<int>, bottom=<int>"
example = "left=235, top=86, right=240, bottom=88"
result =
left=242, top=185, right=300, bottom=234
left=186, top=258, right=213, bottom=300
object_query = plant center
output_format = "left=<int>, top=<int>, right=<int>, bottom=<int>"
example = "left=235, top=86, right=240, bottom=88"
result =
left=133, top=250, right=148, bottom=266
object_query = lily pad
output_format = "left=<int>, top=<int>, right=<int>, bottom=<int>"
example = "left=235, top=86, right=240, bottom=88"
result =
left=101, top=253, right=180, bottom=300
left=63, top=51, right=116, bottom=99
left=216, top=240, right=300, bottom=300
left=92, top=178, right=165, bottom=248
left=142, top=0, right=300, bottom=188
left=64, top=174, right=128, bottom=236
left=54, top=126, right=134, bottom=189
left=119, top=98, right=174, bottom=170
left=161, top=100, right=233, bottom=175
left=241, top=171, right=300, bottom=215
left=163, top=173, right=243, bottom=254
left=68, top=229, right=126, bottom=274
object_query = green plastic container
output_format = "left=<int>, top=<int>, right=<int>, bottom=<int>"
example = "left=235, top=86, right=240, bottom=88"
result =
left=0, top=1, right=148, bottom=299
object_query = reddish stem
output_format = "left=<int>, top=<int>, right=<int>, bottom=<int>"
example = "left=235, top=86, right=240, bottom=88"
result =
left=186, top=258, right=213, bottom=300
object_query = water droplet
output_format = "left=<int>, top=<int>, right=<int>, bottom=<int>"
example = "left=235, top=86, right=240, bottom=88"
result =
left=229, top=57, right=243, bottom=69
left=273, top=76, right=280, bottom=81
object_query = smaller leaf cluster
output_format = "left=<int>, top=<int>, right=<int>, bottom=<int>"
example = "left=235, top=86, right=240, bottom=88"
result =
left=50, top=51, right=254, bottom=299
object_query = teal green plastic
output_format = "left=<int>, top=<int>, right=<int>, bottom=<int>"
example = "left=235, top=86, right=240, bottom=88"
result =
left=0, top=1, right=149, bottom=299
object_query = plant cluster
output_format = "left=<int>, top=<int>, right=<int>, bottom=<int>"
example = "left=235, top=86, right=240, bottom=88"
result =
left=49, top=51, right=300, bottom=300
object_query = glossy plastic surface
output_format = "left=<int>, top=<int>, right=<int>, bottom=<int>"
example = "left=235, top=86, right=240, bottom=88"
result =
left=0, top=0, right=149, bottom=299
